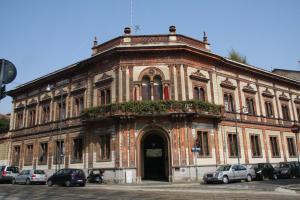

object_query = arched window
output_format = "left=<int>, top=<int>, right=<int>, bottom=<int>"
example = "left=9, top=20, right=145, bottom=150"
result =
left=153, top=75, right=163, bottom=100
left=141, top=76, right=151, bottom=100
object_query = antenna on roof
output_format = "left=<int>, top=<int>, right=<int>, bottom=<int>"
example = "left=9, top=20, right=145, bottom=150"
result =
left=130, top=0, right=133, bottom=29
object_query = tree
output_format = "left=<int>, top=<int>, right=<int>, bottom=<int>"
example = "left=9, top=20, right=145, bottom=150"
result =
left=228, top=49, right=248, bottom=65
left=0, top=117, right=9, bottom=133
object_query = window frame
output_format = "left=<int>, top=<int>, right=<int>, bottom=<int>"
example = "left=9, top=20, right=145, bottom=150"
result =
left=195, top=130, right=211, bottom=157
left=227, top=132, right=241, bottom=158
left=71, top=137, right=84, bottom=163
left=286, top=137, right=296, bottom=157
left=96, top=134, right=111, bottom=162
left=269, top=136, right=280, bottom=158
left=250, top=134, right=262, bottom=158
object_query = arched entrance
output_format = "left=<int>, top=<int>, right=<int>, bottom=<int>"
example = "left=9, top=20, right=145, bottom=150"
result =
left=140, top=130, right=169, bottom=181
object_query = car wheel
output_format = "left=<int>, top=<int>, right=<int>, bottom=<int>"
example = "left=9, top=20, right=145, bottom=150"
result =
left=246, top=174, right=252, bottom=182
left=222, top=176, right=229, bottom=184
left=273, top=174, right=278, bottom=180
left=80, top=182, right=86, bottom=187
left=261, top=174, right=266, bottom=181
left=11, top=178, right=16, bottom=185
left=26, top=179, right=31, bottom=185
left=47, top=180, right=53, bottom=187
left=65, top=180, right=71, bottom=187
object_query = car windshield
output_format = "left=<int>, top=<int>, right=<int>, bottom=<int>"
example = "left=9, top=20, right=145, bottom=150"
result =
left=6, top=167, right=19, bottom=173
left=34, top=170, right=45, bottom=174
left=279, top=163, right=289, bottom=168
left=217, top=165, right=231, bottom=171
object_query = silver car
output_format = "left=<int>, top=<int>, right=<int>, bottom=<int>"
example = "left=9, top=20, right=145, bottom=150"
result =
left=203, top=164, right=256, bottom=184
left=12, top=169, right=47, bottom=185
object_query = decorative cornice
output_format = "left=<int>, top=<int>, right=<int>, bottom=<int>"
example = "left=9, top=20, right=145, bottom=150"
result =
left=95, top=73, right=113, bottom=86
left=189, top=70, right=209, bottom=82
left=279, top=92, right=290, bottom=101
left=54, top=90, right=68, bottom=100
left=27, top=99, right=38, bottom=107
left=15, top=103, right=25, bottom=111
left=242, top=83, right=256, bottom=94
left=220, top=78, right=236, bottom=90
left=71, top=82, right=86, bottom=94
left=262, top=88, right=274, bottom=98
left=39, top=94, right=52, bottom=103
left=294, top=96, right=300, bottom=104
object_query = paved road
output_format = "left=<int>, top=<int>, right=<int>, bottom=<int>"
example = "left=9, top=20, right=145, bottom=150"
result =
left=0, top=179, right=300, bottom=200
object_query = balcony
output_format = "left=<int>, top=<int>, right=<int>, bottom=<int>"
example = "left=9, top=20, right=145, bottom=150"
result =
left=82, top=100, right=223, bottom=121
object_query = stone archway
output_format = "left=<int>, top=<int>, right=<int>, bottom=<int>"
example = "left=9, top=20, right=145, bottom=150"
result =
left=136, top=125, right=171, bottom=182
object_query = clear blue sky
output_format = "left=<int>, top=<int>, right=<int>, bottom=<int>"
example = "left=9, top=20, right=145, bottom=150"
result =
left=1, top=0, right=300, bottom=113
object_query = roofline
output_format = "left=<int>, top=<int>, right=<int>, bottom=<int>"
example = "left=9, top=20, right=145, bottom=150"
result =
left=272, top=68, right=300, bottom=73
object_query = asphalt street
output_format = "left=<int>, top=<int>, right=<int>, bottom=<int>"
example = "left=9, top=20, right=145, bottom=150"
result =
left=0, top=178, right=300, bottom=200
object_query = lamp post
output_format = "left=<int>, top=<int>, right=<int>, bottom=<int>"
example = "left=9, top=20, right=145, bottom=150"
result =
left=46, top=85, right=65, bottom=172
left=234, top=106, right=248, bottom=165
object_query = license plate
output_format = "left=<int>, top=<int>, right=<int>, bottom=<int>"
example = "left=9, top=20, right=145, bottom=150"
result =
left=77, top=180, right=83, bottom=182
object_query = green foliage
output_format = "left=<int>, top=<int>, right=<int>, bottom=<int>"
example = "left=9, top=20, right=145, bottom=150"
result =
left=0, top=118, right=9, bottom=133
left=81, top=100, right=222, bottom=119
left=228, top=49, right=248, bottom=64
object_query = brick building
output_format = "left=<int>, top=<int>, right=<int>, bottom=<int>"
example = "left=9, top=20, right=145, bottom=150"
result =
left=7, top=26, right=300, bottom=183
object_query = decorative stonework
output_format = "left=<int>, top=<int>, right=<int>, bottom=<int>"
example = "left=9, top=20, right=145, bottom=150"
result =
left=27, top=99, right=38, bottom=107
left=294, top=96, right=300, bottom=104
left=40, top=94, right=51, bottom=103
left=262, top=88, right=274, bottom=98
left=71, top=81, right=86, bottom=94
left=54, top=89, right=68, bottom=99
left=220, top=78, right=236, bottom=90
left=15, top=103, right=25, bottom=110
left=189, top=70, right=209, bottom=82
left=95, top=73, right=113, bottom=86
left=279, top=92, right=290, bottom=101
left=138, top=67, right=165, bottom=81
left=242, top=83, right=256, bottom=94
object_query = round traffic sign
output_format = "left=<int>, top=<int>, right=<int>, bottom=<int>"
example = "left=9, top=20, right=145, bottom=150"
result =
left=0, top=59, right=17, bottom=84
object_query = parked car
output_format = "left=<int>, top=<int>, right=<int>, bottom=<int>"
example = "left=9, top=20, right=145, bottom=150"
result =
left=12, top=169, right=47, bottom=185
left=0, top=166, right=19, bottom=183
left=203, top=164, right=256, bottom=184
left=275, top=162, right=300, bottom=178
left=250, top=163, right=277, bottom=180
left=87, top=169, right=104, bottom=184
left=47, top=168, right=86, bottom=187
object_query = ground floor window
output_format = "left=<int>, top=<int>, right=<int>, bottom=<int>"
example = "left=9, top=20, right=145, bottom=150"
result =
left=228, top=133, right=239, bottom=157
left=12, top=146, right=21, bottom=165
left=287, top=137, right=296, bottom=157
left=72, top=138, right=83, bottom=163
left=38, top=142, right=48, bottom=165
left=96, top=135, right=111, bottom=161
left=54, top=140, right=65, bottom=164
left=250, top=134, right=262, bottom=157
left=25, top=144, right=33, bottom=166
left=269, top=136, right=280, bottom=157
left=196, top=131, right=210, bottom=156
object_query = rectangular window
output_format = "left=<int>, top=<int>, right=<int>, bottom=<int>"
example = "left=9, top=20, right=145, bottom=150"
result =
left=265, top=101, right=273, bottom=118
left=270, top=136, right=280, bottom=157
left=54, top=140, right=64, bottom=164
left=246, top=97, right=256, bottom=115
left=196, top=131, right=210, bottom=156
left=281, top=104, right=290, bottom=120
left=73, top=96, right=84, bottom=117
left=16, top=112, right=23, bottom=129
left=97, top=135, right=111, bottom=161
left=28, top=109, right=36, bottom=127
left=57, top=101, right=66, bottom=120
left=38, top=142, right=48, bottom=165
left=13, top=146, right=20, bottom=165
left=72, top=138, right=83, bottom=163
left=287, top=137, right=296, bottom=157
left=41, top=105, right=50, bottom=123
left=224, top=93, right=234, bottom=112
left=98, top=89, right=111, bottom=105
left=297, top=108, right=300, bottom=122
left=250, top=134, right=261, bottom=157
left=228, top=133, right=239, bottom=157
left=25, top=144, right=33, bottom=165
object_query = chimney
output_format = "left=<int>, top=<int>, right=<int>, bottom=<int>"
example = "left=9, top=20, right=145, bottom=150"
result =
left=123, top=27, right=132, bottom=43
left=93, top=36, right=98, bottom=47
left=124, top=27, right=131, bottom=35
left=203, top=31, right=210, bottom=51
left=169, top=25, right=176, bottom=34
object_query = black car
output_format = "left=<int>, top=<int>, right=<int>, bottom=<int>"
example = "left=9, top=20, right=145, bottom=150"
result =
left=276, top=162, right=300, bottom=179
left=87, top=169, right=104, bottom=184
left=250, top=163, right=277, bottom=180
left=47, top=168, right=86, bottom=187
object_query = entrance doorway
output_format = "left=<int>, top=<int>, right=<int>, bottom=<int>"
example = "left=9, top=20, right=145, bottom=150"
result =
left=142, top=132, right=168, bottom=180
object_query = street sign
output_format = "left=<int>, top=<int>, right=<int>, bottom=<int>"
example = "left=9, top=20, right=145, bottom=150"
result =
left=191, top=147, right=201, bottom=152
left=0, top=59, right=17, bottom=84
left=291, top=124, right=300, bottom=133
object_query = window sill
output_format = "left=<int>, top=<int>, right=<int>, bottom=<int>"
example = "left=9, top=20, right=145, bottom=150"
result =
left=96, top=159, right=112, bottom=162
left=252, top=156, right=263, bottom=158
left=271, top=156, right=281, bottom=158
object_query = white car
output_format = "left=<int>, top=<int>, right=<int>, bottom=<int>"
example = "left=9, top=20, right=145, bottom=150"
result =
left=203, top=164, right=256, bottom=184
left=12, top=169, right=47, bottom=185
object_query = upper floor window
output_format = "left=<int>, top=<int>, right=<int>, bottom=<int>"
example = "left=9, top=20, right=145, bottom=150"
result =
left=153, top=75, right=163, bottom=100
left=297, top=108, right=300, bottom=122
left=265, top=101, right=274, bottom=118
left=16, top=112, right=24, bottom=129
left=141, top=76, right=151, bottom=100
left=194, top=87, right=205, bottom=101
left=246, top=97, right=255, bottom=115
left=224, top=93, right=234, bottom=112
left=57, top=101, right=66, bottom=120
left=28, top=109, right=36, bottom=127
left=74, top=96, right=84, bottom=116
left=281, top=104, right=290, bottom=120
left=98, top=88, right=111, bottom=105
left=41, top=104, right=50, bottom=124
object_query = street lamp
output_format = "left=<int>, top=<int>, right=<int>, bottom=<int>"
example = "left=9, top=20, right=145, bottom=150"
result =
left=46, top=84, right=65, bottom=172
left=234, top=106, right=248, bottom=165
